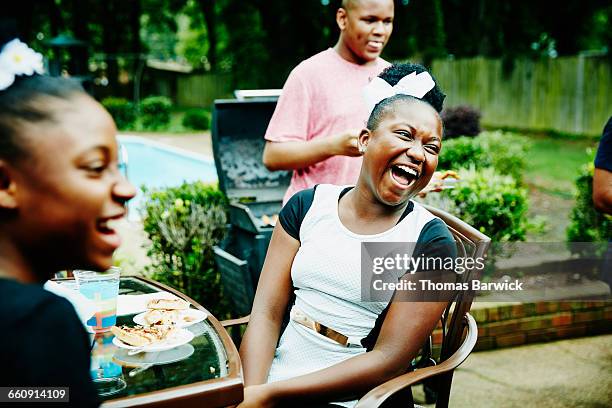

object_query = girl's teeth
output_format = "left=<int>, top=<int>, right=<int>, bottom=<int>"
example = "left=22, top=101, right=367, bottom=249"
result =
left=106, top=219, right=120, bottom=230
left=397, top=165, right=417, bottom=177
left=99, top=218, right=121, bottom=231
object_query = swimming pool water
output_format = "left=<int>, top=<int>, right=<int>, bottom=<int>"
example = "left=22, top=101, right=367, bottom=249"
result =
left=118, top=136, right=218, bottom=217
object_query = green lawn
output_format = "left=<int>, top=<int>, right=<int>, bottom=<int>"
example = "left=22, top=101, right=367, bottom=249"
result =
left=167, top=110, right=190, bottom=133
left=520, top=134, right=599, bottom=241
left=525, top=137, right=599, bottom=196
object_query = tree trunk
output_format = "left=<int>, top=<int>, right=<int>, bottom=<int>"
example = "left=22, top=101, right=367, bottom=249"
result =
left=101, top=0, right=120, bottom=94
left=197, top=0, right=216, bottom=70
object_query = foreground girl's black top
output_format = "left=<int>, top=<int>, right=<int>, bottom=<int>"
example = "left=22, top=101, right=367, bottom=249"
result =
left=0, top=278, right=99, bottom=407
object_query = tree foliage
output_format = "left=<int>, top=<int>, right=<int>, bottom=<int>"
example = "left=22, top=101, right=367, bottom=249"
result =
left=3, top=0, right=610, bottom=92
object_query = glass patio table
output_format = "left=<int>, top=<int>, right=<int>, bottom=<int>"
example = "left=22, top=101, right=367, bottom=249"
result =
left=63, top=276, right=243, bottom=407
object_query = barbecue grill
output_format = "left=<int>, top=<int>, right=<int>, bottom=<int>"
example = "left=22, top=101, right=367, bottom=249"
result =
left=211, top=97, right=290, bottom=315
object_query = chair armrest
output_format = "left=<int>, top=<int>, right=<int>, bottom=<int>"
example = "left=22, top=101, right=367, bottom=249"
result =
left=354, top=313, right=478, bottom=408
left=221, top=315, right=250, bottom=328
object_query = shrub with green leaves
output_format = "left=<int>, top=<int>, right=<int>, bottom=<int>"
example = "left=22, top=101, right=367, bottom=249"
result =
left=441, top=104, right=481, bottom=139
left=140, top=96, right=172, bottom=130
left=567, top=162, right=612, bottom=244
left=477, top=132, right=530, bottom=182
left=101, top=97, right=136, bottom=130
left=182, top=109, right=211, bottom=130
left=438, top=131, right=529, bottom=183
left=142, top=182, right=230, bottom=317
left=440, top=167, right=529, bottom=242
left=438, top=137, right=482, bottom=172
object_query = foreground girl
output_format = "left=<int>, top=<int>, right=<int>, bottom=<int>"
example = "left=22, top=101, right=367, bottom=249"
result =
left=0, top=38, right=135, bottom=406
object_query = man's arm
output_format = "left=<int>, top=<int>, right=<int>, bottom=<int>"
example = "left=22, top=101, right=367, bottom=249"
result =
left=593, top=167, right=612, bottom=214
left=262, top=129, right=362, bottom=171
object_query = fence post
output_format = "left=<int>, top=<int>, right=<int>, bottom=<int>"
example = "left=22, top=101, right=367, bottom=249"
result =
left=575, top=53, right=585, bottom=134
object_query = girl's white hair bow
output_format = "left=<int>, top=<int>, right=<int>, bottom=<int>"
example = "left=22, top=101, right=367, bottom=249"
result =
left=0, top=39, right=45, bottom=91
left=363, top=71, right=435, bottom=117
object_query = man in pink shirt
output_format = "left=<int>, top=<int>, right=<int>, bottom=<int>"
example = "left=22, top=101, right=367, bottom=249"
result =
left=263, top=0, right=394, bottom=203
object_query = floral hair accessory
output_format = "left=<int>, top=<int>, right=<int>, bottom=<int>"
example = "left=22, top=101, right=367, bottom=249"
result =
left=0, top=39, right=45, bottom=91
left=363, top=71, right=435, bottom=116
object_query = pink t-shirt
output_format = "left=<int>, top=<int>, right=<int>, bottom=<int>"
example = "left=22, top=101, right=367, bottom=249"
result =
left=264, top=48, right=390, bottom=203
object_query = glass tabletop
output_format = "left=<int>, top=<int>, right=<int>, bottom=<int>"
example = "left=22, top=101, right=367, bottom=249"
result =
left=72, top=276, right=242, bottom=406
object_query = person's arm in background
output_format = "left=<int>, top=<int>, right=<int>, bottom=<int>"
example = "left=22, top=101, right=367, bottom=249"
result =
left=263, top=130, right=362, bottom=171
left=593, top=117, right=612, bottom=215
left=261, top=67, right=362, bottom=171
left=593, top=168, right=612, bottom=214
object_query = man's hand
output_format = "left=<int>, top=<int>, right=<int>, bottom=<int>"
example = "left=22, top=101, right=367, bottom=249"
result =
left=329, top=128, right=362, bottom=157
left=263, top=128, right=363, bottom=171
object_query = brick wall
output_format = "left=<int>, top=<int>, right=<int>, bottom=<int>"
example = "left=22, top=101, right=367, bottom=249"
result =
left=432, top=301, right=612, bottom=352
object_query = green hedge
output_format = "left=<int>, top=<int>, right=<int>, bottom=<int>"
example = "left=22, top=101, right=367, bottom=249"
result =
left=141, top=182, right=230, bottom=317
left=182, top=109, right=210, bottom=130
left=566, top=162, right=612, bottom=244
left=438, top=167, right=529, bottom=242
left=439, top=131, right=530, bottom=183
left=140, top=96, right=172, bottom=130
left=101, top=97, right=136, bottom=130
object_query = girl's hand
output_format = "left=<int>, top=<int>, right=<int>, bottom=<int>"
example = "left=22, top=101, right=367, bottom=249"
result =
left=418, top=170, right=460, bottom=197
left=237, top=385, right=275, bottom=408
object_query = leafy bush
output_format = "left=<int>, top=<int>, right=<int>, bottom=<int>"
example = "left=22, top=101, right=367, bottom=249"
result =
left=101, top=97, right=136, bottom=130
left=441, top=105, right=481, bottom=139
left=566, top=162, right=612, bottom=244
left=477, top=132, right=530, bottom=183
left=182, top=109, right=211, bottom=130
left=142, top=182, right=230, bottom=317
left=438, top=137, right=483, bottom=172
left=140, top=96, right=172, bottom=130
left=439, top=131, right=529, bottom=183
left=440, top=167, right=529, bottom=242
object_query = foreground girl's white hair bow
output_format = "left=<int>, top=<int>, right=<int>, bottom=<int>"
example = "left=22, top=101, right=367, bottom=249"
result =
left=0, top=39, right=45, bottom=91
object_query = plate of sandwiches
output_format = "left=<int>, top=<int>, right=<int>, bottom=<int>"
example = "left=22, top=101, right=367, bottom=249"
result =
left=133, top=297, right=208, bottom=328
left=111, top=325, right=194, bottom=352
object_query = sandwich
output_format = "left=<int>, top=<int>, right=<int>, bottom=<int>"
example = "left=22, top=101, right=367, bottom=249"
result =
left=439, top=170, right=460, bottom=180
left=143, top=309, right=179, bottom=326
left=146, top=298, right=189, bottom=310
left=111, top=325, right=175, bottom=347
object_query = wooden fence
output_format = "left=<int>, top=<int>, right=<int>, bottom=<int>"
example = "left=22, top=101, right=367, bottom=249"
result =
left=432, top=55, right=612, bottom=136
left=176, top=73, right=233, bottom=108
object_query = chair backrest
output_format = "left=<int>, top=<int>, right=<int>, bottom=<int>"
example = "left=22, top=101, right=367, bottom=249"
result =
left=419, top=204, right=491, bottom=407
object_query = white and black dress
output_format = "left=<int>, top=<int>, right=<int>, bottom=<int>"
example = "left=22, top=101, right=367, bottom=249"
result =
left=267, top=184, right=455, bottom=407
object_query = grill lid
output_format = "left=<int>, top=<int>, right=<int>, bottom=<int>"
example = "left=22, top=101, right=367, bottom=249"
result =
left=212, top=98, right=290, bottom=202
